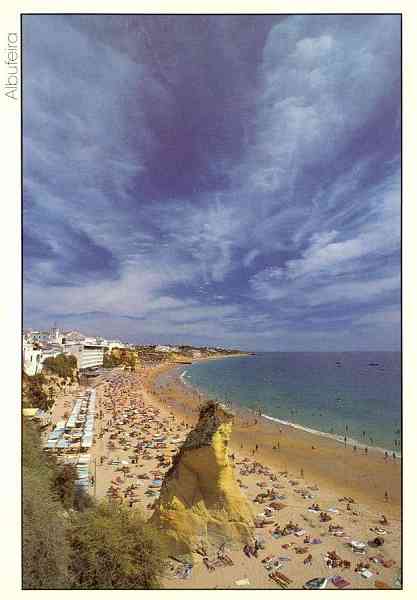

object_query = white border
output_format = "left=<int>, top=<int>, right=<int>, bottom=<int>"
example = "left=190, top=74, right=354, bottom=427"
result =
left=1, top=1, right=416, bottom=597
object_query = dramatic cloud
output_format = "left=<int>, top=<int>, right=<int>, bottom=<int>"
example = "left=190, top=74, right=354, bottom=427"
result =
left=23, top=15, right=401, bottom=350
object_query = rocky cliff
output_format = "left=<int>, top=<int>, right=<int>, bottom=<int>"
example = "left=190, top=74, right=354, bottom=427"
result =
left=150, top=401, right=254, bottom=561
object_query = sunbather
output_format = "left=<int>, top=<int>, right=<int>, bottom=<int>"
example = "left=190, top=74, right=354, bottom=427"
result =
left=320, top=512, right=332, bottom=522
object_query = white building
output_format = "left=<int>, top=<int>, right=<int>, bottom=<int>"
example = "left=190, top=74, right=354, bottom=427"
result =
left=22, top=342, right=62, bottom=375
left=64, top=342, right=104, bottom=371
left=105, top=340, right=126, bottom=351
left=49, top=327, right=64, bottom=344
left=23, top=341, right=44, bottom=375
left=61, top=330, right=84, bottom=343
left=155, top=345, right=178, bottom=353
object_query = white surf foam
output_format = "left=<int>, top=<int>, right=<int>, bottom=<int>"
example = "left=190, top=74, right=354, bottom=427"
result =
left=261, top=413, right=401, bottom=457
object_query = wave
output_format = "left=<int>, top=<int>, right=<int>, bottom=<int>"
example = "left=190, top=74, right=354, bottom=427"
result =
left=180, top=369, right=193, bottom=387
left=261, top=413, right=401, bottom=458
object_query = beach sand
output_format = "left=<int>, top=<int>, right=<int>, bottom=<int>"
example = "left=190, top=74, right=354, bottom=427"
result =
left=63, top=363, right=401, bottom=590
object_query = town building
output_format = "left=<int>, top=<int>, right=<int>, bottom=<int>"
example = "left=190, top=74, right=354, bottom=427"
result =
left=63, top=342, right=104, bottom=371
left=23, top=340, right=44, bottom=375
left=155, top=345, right=179, bottom=353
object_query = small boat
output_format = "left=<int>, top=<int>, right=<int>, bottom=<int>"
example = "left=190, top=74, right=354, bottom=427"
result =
left=368, top=362, right=380, bottom=366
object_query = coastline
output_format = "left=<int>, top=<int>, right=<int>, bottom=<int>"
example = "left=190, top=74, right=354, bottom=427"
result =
left=75, top=363, right=401, bottom=589
left=176, top=354, right=401, bottom=457
left=145, top=360, right=401, bottom=518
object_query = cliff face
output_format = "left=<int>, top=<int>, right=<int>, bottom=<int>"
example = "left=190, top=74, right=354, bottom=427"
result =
left=150, top=401, right=254, bottom=560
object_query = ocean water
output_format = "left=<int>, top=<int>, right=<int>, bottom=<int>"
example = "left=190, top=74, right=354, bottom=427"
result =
left=182, top=352, right=401, bottom=453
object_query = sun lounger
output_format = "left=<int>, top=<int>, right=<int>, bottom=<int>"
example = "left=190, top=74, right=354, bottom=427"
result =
left=269, top=571, right=287, bottom=588
left=275, top=571, right=292, bottom=585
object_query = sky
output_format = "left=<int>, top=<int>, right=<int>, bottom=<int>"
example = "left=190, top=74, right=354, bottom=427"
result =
left=23, top=14, right=401, bottom=351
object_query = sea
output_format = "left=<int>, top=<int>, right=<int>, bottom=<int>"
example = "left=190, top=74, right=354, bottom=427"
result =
left=178, top=352, right=401, bottom=454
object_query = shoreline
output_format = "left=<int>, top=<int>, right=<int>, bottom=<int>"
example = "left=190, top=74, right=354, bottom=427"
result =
left=176, top=356, right=401, bottom=457
left=147, top=361, right=401, bottom=518
left=67, top=364, right=402, bottom=589
left=260, top=413, right=401, bottom=458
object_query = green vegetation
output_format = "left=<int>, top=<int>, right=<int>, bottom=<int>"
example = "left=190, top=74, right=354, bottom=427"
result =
left=23, top=373, right=51, bottom=411
left=22, top=420, right=72, bottom=589
left=103, top=351, right=123, bottom=368
left=43, top=353, right=77, bottom=380
left=69, top=502, right=167, bottom=589
left=22, top=421, right=166, bottom=589
left=103, top=349, right=137, bottom=371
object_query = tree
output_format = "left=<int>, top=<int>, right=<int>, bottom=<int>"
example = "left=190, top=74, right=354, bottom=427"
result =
left=43, top=353, right=77, bottom=380
left=69, top=502, right=167, bottom=589
left=103, top=351, right=122, bottom=368
left=23, top=373, right=51, bottom=411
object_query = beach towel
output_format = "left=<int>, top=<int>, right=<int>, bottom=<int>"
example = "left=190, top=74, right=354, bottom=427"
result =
left=374, top=580, right=391, bottom=589
left=294, top=529, right=306, bottom=537
left=303, top=577, right=327, bottom=589
left=331, top=576, right=350, bottom=589
left=350, top=540, right=367, bottom=551
left=235, top=579, right=250, bottom=586
left=360, top=569, right=374, bottom=579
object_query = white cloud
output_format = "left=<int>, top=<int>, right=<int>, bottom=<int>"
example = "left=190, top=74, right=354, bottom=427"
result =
left=244, top=15, right=400, bottom=195
left=306, top=275, right=400, bottom=306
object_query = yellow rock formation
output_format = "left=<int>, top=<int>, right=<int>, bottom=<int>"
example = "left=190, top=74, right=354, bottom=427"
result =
left=150, top=401, right=254, bottom=560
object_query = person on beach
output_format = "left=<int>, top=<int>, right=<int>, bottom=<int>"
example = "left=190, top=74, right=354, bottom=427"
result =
left=385, top=491, right=389, bottom=502
left=353, top=445, right=357, bottom=452
left=365, top=447, right=368, bottom=455
left=344, top=435, right=347, bottom=448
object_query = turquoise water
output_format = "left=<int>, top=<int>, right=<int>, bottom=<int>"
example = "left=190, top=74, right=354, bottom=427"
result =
left=182, top=352, right=401, bottom=453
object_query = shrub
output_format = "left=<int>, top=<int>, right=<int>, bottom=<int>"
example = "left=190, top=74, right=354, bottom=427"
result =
left=22, top=421, right=72, bottom=589
left=23, top=374, right=51, bottom=411
left=52, top=464, right=78, bottom=511
left=69, top=502, right=167, bottom=589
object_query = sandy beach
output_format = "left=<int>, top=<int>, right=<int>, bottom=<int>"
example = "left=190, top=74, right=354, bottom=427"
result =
left=67, top=362, right=401, bottom=589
